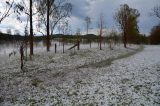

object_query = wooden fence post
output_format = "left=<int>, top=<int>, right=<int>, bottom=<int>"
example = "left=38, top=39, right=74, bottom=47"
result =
left=63, top=37, right=64, bottom=53
left=77, top=40, right=80, bottom=50
left=55, top=43, right=57, bottom=53
left=20, top=44, right=24, bottom=70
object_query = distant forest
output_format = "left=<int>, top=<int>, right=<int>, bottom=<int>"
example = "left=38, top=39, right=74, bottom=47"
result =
left=0, top=32, right=99, bottom=42
left=0, top=31, right=150, bottom=45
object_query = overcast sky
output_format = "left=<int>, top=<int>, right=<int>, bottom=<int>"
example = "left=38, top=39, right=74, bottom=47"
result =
left=0, top=0, right=160, bottom=35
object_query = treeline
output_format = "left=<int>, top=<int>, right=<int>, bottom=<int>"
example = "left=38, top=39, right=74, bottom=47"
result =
left=0, top=33, right=23, bottom=43
left=149, top=24, right=160, bottom=44
left=0, top=32, right=98, bottom=42
left=0, top=32, right=149, bottom=44
left=0, top=33, right=97, bottom=42
left=126, top=34, right=149, bottom=44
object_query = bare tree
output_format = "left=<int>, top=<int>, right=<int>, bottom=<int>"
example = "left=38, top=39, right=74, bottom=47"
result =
left=98, top=13, right=105, bottom=50
left=57, top=20, right=70, bottom=34
left=61, top=20, right=69, bottom=35
left=152, top=5, right=160, bottom=19
left=0, top=0, right=14, bottom=24
left=14, top=0, right=35, bottom=56
left=36, top=0, right=72, bottom=51
left=85, top=16, right=91, bottom=35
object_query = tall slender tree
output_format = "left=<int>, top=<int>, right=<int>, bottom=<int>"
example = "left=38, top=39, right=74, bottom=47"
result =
left=98, top=13, right=105, bottom=50
left=85, top=16, right=91, bottom=35
left=30, top=0, right=33, bottom=55
left=46, top=0, right=50, bottom=51
left=37, top=0, right=72, bottom=52
left=14, top=0, right=38, bottom=56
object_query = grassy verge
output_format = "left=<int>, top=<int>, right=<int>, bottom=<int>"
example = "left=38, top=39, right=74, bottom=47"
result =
left=79, top=45, right=144, bottom=68
left=115, top=45, right=144, bottom=60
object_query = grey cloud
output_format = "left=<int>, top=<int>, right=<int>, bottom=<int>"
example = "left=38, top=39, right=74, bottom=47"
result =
left=76, top=0, right=160, bottom=35
left=70, top=0, right=90, bottom=19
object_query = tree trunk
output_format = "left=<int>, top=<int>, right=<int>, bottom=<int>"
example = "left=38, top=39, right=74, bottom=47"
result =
left=47, top=0, right=50, bottom=51
left=77, top=40, right=80, bottom=50
left=100, top=27, right=102, bottom=50
left=123, top=31, right=127, bottom=48
left=20, top=44, right=24, bottom=70
left=87, top=24, right=88, bottom=35
left=30, top=0, right=33, bottom=55
left=99, top=15, right=103, bottom=50
left=123, top=14, right=128, bottom=48
left=25, top=34, right=28, bottom=60
left=55, top=43, right=57, bottom=53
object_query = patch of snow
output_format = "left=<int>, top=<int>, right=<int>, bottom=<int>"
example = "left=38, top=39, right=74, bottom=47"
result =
left=0, top=44, right=159, bottom=105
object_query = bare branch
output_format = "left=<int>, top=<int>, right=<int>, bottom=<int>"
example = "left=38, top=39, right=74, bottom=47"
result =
left=0, top=0, right=14, bottom=23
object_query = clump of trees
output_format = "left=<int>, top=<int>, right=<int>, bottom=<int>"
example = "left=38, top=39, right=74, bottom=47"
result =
left=149, top=5, right=160, bottom=44
left=1, top=1, right=157, bottom=58
left=36, top=0, right=72, bottom=52
left=0, top=32, right=23, bottom=42
left=149, top=24, right=160, bottom=44
left=12, top=0, right=72, bottom=55
left=114, top=4, right=140, bottom=48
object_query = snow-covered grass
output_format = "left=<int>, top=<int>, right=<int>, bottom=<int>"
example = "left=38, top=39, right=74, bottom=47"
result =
left=0, top=43, right=159, bottom=106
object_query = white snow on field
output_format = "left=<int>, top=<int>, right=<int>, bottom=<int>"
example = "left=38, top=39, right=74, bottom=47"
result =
left=0, top=44, right=160, bottom=106
left=0, top=41, right=99, bottom=64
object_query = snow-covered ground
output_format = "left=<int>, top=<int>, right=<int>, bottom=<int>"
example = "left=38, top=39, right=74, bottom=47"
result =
left=0, top=44, right=159, bottom=106
left=0, top=42, right=99, bottom=65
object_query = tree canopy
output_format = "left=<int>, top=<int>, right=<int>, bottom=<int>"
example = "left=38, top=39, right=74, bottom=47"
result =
left=114, top=4, right=140, bottom=47
left=150, top=24, right=160, bottom=44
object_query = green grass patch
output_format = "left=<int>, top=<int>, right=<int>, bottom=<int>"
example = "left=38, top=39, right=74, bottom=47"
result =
left=115, top=45, right=144, bottom=60
left=79, top=45, right=144, bottom=68
left=52, top=71, right=65, bottom=78
left=31, top=78, right=43, bottom=87
left=134, top=85, right=143, bottom=92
